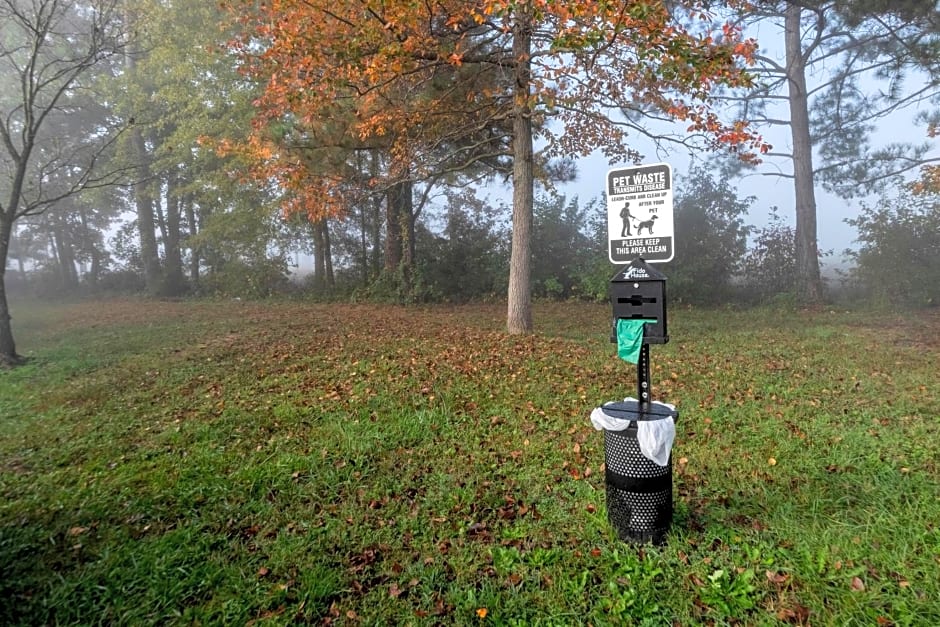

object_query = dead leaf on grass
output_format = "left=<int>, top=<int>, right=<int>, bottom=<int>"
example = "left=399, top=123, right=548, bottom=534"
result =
left=766, top=570, right=790, bottom=585
left=776, top=604, right=811, bottom=624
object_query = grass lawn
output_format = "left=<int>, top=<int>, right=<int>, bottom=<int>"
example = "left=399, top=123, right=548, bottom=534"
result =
left=1, top=298, right=938, bottom=625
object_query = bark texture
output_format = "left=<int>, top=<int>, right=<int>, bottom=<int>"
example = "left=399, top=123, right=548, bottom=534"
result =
left=785, top=4, right=824, bottom=303
left=507, top=10, right=534, bottom=334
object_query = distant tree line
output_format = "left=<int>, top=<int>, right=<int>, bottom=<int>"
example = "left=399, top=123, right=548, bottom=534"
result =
left=8, top=164, right=937, bottom=309
left=2, top=0, right=938, bottom=365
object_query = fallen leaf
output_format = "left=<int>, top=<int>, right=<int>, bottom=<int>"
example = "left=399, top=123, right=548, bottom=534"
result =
left=776, top=604, right=811, bottom=623
left=257, top=566, right=270, bottom=577
left=765, top=570, right=790, bottom=585
left=851, top=576, right=865, bottom=591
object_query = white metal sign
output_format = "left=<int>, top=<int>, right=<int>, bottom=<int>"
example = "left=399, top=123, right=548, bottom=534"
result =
left=606, top=162, right=674, bottom=263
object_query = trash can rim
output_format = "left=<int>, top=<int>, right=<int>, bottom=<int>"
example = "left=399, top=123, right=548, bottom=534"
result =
left=599, top=400, right=678, bottom=422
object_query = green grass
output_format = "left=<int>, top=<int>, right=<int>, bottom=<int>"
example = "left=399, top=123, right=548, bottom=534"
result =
left=1, top=299, right=939, bottom=625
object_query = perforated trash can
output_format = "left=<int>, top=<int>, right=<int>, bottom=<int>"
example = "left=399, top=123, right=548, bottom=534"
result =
left=604, top=420, right=673, bottom=545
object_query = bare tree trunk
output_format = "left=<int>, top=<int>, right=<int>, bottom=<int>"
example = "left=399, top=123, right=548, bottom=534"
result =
left=153, top=175, right=168, bottom=249
left=124, top=1, right=161, bottom=293
left=129, top=130, right=161, bottom=292
left=323, top=220, right=334, bottom=288
left=359, top=203, right=369, bottom=285
left=51, top=222, right=79, bottom=290
left=785, top=4, right=823, bottom=303
left=185, top=197, right=199, bottom=284
left=507, top=8, right=534, bottom=334
left=312, top=219, right=327, bottom=290
left=0, top=214, right=19, bottom=364
left=163, top=171, right=185, bottom=295
left=370, top=193, right=382, bottom=281
left=0, top=111, right=29, bottom=363
left=384, top=186, right=402, bottom=274
left=78, top=204, right=101, bottom=287
left=369, top=151, right=382, bottom=282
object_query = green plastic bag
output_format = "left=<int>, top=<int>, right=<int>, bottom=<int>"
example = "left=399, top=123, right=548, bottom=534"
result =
left=616, top=318, right=655, bottom=364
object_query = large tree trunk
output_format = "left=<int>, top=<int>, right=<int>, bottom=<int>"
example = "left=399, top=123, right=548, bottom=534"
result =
left=323, top=221, right=334, bottom=288
left=384, top=186, right=402, bottom=274
left=0, top=138, right=28, bottom=364
left=129, top=130, right=161, bottom=292
left=369, top=151, right=382, bottom=283
left=0, top=214, right=20, bottom=364
left=785, top=4, right=823, bottom=303
left=185, top=197, right=200, bottom=284
left=162, top=171, right=185, bottom=295
left=358, top=203, right=369, bottom=285
left=124, top=2, right=161, bottom=293
left=370, top=192, right=382, bottom=281
left=507, top=9, right=534, bottom=334
left=398, top=179, right=415, bottom=293
left=311, top=219, right=333, bottom=290
left=385, top=179, right=415, bottom=295
left=51, top=223, right=79, bottom=290
left=78, top=204, right=101, bottom=288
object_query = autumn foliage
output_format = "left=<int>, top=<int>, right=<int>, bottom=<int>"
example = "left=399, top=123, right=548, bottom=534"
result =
left=226, top=0, right=768, bottom=221
left=912, top=122, right=940, bottom=195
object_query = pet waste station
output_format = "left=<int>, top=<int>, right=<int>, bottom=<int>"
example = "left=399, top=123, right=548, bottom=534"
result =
left=591, top=162, right=678, bottom=545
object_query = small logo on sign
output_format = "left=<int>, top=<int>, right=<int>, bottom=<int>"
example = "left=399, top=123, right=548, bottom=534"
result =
left=621, top=267, right=650, bottom=280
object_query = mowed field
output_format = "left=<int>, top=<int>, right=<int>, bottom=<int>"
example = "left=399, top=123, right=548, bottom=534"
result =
left=1, top=299, right=938, bottom=625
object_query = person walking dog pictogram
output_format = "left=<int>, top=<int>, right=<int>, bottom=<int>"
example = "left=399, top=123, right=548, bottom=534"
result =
left=620, top=202, right=635, bottom=237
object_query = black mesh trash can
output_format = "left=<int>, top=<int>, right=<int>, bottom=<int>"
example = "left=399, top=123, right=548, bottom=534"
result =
left=603, top=414, right=675, bottom=545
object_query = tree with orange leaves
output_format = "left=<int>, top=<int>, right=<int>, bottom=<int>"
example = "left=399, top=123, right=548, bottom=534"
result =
left=913, top=123, right=940, bottom=196
left=228, top=0, right=767, bottom=333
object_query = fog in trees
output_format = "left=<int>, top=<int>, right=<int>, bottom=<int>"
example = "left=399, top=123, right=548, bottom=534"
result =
left=3, top=1, right=939, bottom=369
left=718, top=1, right=940, bottom=304
left=0, top=0, right=129, bottom=364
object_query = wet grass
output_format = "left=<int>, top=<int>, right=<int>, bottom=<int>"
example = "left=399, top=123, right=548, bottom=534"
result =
left=1, top=299, right=938, bottom=625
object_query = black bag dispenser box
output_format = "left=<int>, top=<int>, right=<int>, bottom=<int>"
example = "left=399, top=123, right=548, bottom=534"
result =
left=609, top=258, right=668, bottom=345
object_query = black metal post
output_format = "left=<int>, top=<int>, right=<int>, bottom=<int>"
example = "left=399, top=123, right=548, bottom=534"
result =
left=637, top=343, right=650, bottom=405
